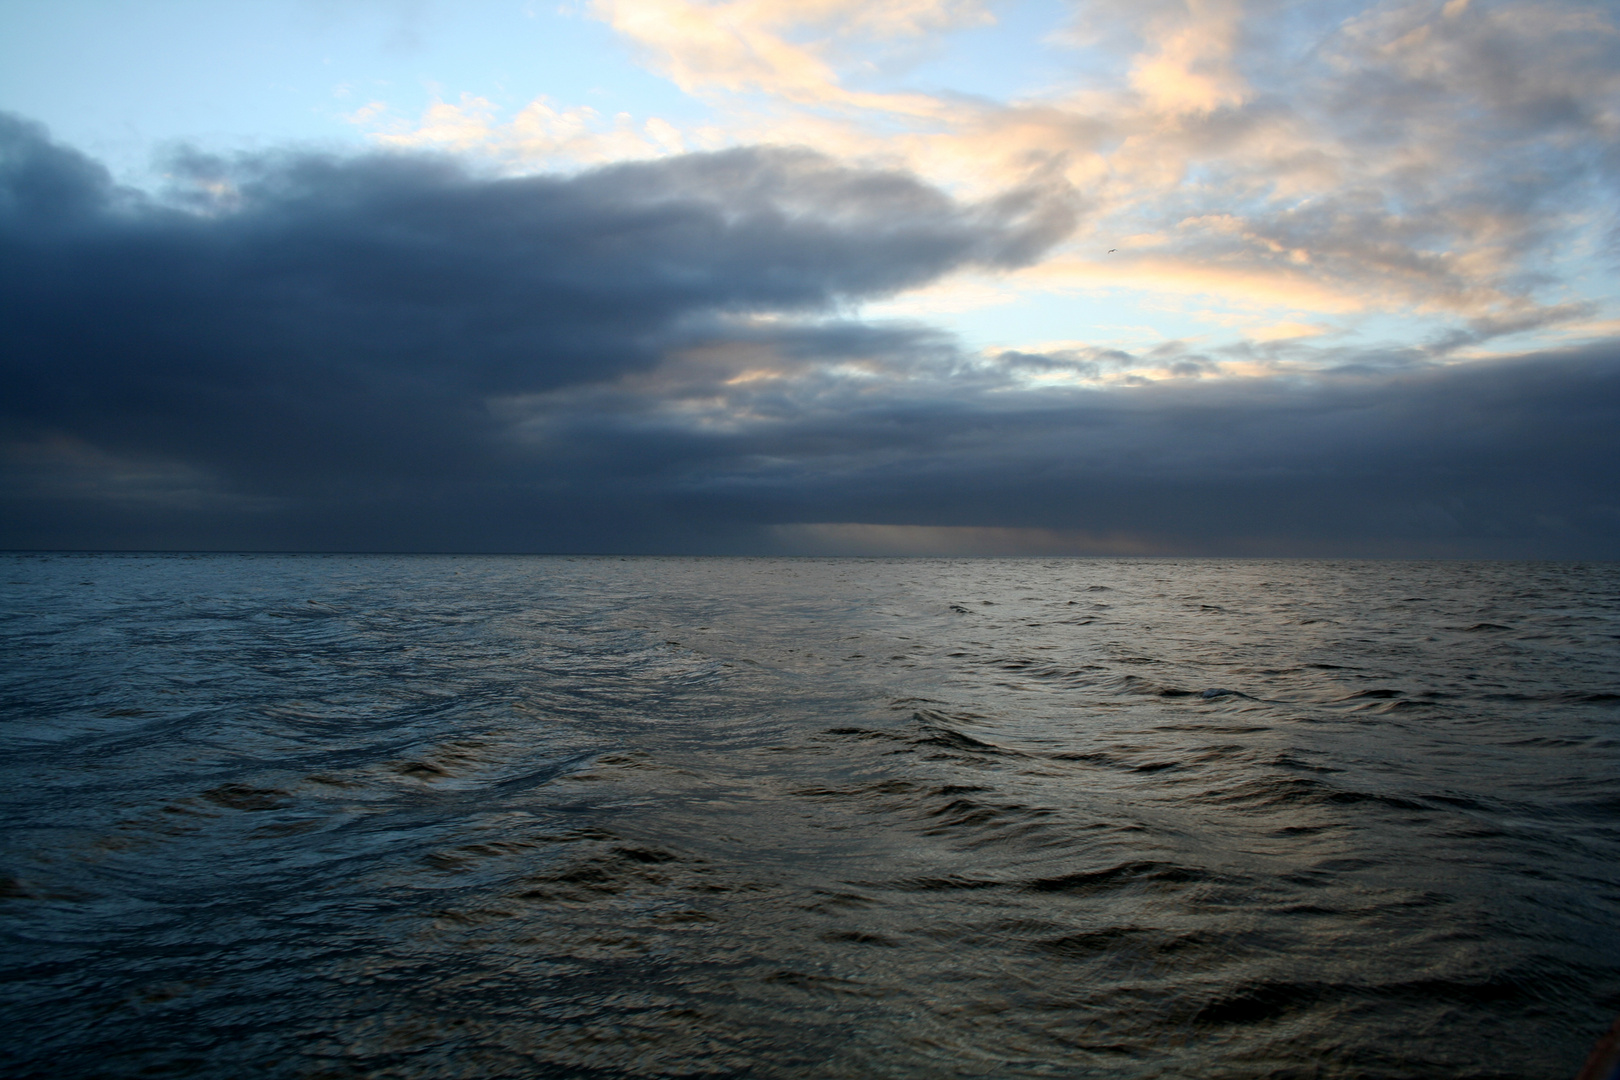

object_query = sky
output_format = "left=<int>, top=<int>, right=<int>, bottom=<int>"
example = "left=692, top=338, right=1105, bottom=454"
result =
left=1, top=0, right=1617, bottom=556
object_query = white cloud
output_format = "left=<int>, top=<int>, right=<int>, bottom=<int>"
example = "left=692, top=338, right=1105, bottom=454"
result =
left=350, top=0, right=1620, bottom=363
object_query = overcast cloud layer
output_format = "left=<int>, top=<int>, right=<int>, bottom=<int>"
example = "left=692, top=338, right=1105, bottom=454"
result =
left=2, top=111, right=1617, bottom=556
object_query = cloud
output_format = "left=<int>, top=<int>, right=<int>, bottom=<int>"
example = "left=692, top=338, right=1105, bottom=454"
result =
left=1126, top=0, right=1249, bottom=116
left=2, top=113, right=1616, bottom=557
left=0, top=113, right=1074, bottom=544
left=365, top=93, right=689, bottom=167
left=589, top=0, right=989, bottom=110
left=768, top=523, right=1173, bottom=556
left=348, top=0, right=1620, bottom=364
left=873, top=3, right=1587, bottom=318
left=495, top=326, right=1620, bottom=556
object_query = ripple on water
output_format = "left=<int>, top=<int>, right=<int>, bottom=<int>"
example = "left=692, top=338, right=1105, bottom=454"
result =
left=0, top=553, right=1617, bottom=1079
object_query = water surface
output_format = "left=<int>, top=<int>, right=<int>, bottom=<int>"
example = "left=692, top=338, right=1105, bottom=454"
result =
left=2, top=555, right=1617, bottom=1078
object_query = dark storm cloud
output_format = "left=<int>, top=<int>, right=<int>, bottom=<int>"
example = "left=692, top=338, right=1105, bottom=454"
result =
left=0, top=111, right=1073, bottom=492
left=2, top=114, right=1617, bottom=556
left=491, top=338, right=1620, bottom=557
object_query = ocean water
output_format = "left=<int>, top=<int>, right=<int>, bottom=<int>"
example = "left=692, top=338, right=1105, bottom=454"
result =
left=1, top=554, right=1617, bottom=1080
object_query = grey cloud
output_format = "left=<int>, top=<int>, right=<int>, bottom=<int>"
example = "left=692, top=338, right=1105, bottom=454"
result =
left=0, top=113, right=1074, bottom=503
left=481, top=335, right=1620, bottom=557
left=2, top=115, right=1617, bottom=556
left=1306, top=2, right=1620, bottom=270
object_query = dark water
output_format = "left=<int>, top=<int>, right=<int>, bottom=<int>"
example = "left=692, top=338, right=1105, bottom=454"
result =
left=2, top=554, right=1618, bottom=1079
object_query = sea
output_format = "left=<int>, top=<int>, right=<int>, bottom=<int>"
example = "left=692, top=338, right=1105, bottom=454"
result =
left=1, top=553, right=1617, bottom=1079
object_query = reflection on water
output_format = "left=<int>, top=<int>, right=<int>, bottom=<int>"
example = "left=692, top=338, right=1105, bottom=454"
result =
left=1, top=554, right=1617, bottom=1078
